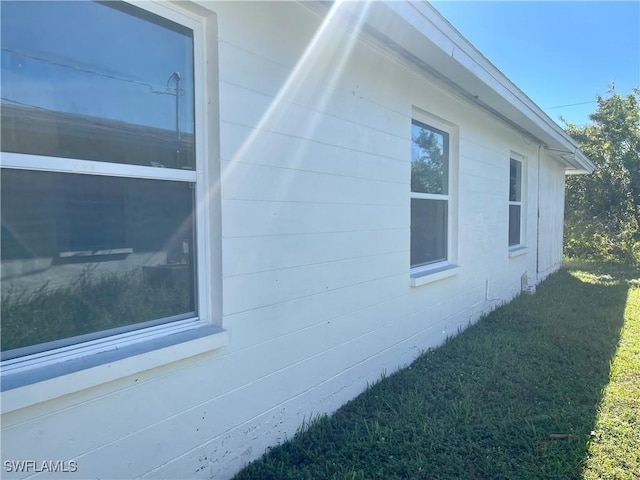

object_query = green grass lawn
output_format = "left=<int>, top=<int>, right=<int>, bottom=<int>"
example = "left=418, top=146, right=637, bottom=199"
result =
left=234, top=261, right=640, bottom=480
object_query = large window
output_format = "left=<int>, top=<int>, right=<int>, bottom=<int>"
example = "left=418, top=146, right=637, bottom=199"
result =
left=1, top=1, right=204, bottom=361
left=509, top=158, right=523, bottom=247
left=410, top=119, right=450, bottom=270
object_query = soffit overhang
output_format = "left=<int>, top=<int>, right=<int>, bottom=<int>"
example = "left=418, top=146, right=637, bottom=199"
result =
left=307, top=1, right=594, bottom=174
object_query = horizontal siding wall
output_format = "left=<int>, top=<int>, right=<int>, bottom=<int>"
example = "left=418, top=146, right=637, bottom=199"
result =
left=1, top=2, right=562, bottom=480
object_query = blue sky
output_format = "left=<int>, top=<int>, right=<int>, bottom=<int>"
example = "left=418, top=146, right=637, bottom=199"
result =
left=431, top=1, right=640, bottom=127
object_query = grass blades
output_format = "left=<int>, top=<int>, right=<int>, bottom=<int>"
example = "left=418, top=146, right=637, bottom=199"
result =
left=234, top=261, right=640, bottom=480
left=580, top=263, right=640, bottom=480
left=1, top=269, right=191, bottom=351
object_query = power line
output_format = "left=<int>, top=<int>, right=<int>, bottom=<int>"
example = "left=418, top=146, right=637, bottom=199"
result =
left=2, top=47, right=183, bottom=96
left=545, top=100, right=597, bottom=110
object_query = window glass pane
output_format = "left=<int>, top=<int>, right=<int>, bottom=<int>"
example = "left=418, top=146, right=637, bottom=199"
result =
left=1, top=1, right=195, bottom=170
left=509, top=204, right=521, bottom=246
left=411, top=120, right=448, bottom=195
left=509, top=159, right=522, bottom=202
left=1, top=169, right=197, bottom=355
left=411, top=198, right=447, bottom=267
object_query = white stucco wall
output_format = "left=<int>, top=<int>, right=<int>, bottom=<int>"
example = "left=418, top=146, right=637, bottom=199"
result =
left=0, top=2, right=568, bottom=479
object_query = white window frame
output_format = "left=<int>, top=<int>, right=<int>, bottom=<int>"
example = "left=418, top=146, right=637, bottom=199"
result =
left=0, top=1, right=225, bottom=405
left=410, top=111, right=459, bottom=286
left=508, top=153, right=527, bottom=253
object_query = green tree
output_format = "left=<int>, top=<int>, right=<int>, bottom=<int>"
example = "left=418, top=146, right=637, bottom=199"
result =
left=564, top=88, right=640, bottom=263
left=411, top=128, right=447, bottom=194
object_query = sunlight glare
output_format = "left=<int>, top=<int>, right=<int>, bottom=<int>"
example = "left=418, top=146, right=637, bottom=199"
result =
left=219, top=0, right=372, bottom=191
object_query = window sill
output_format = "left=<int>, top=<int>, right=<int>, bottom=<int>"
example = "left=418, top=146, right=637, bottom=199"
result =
left=508, top=246, right=528, bottom=258
left=0, top=325, right=227, bottom=414
left=410, top=264, right=460, bottom=287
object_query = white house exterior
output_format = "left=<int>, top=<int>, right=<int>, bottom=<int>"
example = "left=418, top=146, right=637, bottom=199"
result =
left=0, top=1, right=592, bottom=479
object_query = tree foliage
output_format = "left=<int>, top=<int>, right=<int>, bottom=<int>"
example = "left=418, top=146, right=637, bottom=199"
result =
left=411, top=126, right=447, bottom=194
left=564, top=88, right=640, bottom=264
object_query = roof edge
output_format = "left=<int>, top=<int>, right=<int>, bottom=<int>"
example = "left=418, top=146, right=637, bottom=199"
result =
left=303, top=1, right=594, bottom=174
left=393, top=1, right=595, bottom=174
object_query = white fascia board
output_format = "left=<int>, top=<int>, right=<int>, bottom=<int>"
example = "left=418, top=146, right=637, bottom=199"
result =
left=328, top=0, right=594, bottom=174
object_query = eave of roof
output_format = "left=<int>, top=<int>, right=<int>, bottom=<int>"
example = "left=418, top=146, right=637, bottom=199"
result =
left=307, top=1, right=594, bottom=174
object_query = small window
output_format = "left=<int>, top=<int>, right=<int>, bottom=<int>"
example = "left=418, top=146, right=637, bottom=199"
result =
left=1, top=1, right=204, bottom=360
left=509, top=158, right=523, bottom=247
left=410, top=119, right=450, bottom=269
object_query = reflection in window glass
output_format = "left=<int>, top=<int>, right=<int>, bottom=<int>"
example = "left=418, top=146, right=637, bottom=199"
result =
left=509, top=204, right=521, bottom=247
left=0, top=1, right=195, bottom=169
left=1, top=170, right=197, bottom=356
left=411, top=120, right=449, bottom=195
left=510, top=159, right=522, bottom=202
left=410, top=198, right=448, bottom=267
left=509, top=158, right=523, bottom=246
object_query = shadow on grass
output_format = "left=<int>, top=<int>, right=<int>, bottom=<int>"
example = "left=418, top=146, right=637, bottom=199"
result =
left=234, top=264, right=632, bottom=480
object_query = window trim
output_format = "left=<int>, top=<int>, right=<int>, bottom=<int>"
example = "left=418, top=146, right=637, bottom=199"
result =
left=0, top=1, right=224, bottom=392
left=2, top=318, right=202, bottom=376
left=1, top=325, right=228, bottom=414
left=0, top=154, right=198, bottom=182
left=508, top=154, right=526, bottom=251
left=410, top=111, right=459, bottom=282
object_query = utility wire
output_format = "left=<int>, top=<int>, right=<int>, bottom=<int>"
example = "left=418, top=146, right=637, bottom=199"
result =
left=545, top=100, right=597, bottom=110
left=2, top=47, right=183, bottom=96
